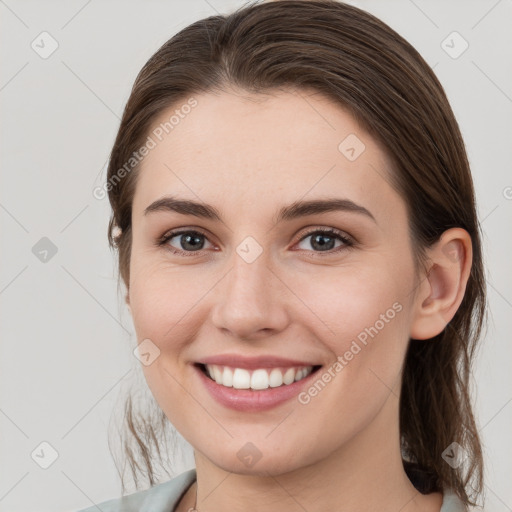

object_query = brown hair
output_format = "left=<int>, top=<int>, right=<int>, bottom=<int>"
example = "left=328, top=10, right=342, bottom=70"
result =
left=105, top=0, right=486, bottom=505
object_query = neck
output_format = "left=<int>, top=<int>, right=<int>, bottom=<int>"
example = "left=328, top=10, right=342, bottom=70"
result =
left=189, top=399, right=442, bottom=512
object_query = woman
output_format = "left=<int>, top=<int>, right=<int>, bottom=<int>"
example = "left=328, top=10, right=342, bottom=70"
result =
left=79, top=1, right=486, bottom=510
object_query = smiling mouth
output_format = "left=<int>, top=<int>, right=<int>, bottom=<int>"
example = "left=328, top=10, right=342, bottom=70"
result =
left=196, top=363, right=322, bottom=391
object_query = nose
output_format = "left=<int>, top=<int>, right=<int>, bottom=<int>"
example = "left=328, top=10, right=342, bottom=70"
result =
left=210, top=251, right=290, bottom=340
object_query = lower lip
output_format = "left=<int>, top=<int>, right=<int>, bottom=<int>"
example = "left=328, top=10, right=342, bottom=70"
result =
left=195, top=365, right=320, bottom=412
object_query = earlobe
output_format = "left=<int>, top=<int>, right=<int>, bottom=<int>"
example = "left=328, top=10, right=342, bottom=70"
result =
left=410, top=228, right=472, bottom=340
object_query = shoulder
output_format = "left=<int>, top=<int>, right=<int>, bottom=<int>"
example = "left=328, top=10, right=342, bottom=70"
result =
left=440, top=489, right=468, bottom=512
left=75, top=469, right=197, bottom=512
left=75, top=469, right=468, bottom=512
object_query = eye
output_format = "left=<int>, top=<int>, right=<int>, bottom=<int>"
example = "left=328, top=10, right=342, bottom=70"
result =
left=157, top=227, right=354, bottom=256
left=157, top=229, right=214, bottom=256
left=294, top=228, right=353, bottom=253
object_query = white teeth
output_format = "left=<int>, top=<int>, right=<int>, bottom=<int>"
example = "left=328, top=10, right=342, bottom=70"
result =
left=204, top=364, right=314, bottom=390
left=213, top=366, right=223, bottom=384
left=269, top=368, right=283, bottom=388
left=283, top=368, right=296, bottom=385
left=250, top=369, right=269, bottom=390
left=232, top=368, right=251, bottom=389
left=222, top=367, right=233, bottom=387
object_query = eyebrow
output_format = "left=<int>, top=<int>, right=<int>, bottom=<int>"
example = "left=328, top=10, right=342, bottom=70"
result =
left=144, top=196, right=376, bottom=224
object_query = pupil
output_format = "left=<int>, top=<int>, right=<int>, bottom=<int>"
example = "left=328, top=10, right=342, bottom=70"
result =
left=182, top=233, right=203, bottom=251
left=312, top=233, right=334, bottom=251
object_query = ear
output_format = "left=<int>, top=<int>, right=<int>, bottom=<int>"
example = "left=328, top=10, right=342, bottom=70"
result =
left=410, top=228, right=472, bottom=340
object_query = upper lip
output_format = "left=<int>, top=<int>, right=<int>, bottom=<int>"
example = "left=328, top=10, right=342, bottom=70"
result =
left=196, top=354, right=321, bottom=369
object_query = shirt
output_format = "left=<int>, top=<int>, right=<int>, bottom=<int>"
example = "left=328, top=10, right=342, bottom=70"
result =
left=76, top=468, right=467, bottom=511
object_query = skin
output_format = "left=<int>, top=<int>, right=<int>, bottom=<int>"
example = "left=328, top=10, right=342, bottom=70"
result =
left=126, top=87, right=472, bottom=512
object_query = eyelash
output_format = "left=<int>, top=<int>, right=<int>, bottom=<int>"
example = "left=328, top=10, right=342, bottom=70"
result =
left=156, top=227, right=355, bottom=257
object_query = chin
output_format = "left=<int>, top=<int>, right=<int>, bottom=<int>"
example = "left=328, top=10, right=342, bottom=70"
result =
left=199, top=442, right=315, bottom=477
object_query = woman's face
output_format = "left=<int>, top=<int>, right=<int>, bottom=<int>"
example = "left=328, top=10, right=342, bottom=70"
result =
left=128, top=88, right=423, bottom=475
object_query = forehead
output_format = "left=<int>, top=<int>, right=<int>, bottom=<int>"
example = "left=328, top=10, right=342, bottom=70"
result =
left=132, top=88, right=401, bottom=222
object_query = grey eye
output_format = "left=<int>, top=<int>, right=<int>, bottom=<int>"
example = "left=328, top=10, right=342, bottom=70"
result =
left=167, top=231, right=213, bottom=252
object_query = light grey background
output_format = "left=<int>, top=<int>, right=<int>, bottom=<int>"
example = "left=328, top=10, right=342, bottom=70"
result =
left=1, top=1, right=511, bottom=511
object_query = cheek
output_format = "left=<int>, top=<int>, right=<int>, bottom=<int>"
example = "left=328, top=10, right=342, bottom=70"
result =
left=129, top=250, right=414, bottom=364
left=289, top=263, right=413, bottom=407
left=282, top=268, right=412, bottom=447
left=291, top=264, right=409, bottom=349
left=128, top=260, right=211, bottom=430
left=129, top=257, right=209, bottom=343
